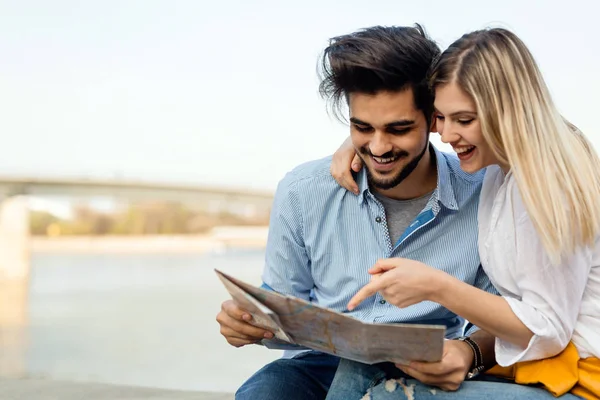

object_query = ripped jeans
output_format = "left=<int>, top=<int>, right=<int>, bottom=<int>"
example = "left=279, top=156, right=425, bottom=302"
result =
left=325, top=358, right=583, bottom=400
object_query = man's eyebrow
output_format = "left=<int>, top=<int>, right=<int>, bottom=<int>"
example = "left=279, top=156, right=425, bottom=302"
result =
left=349, top=117, right=415, bottom=127
left=386, top=119, right=415, bottom=128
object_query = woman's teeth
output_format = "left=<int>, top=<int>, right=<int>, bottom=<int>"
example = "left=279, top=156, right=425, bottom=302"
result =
left=455, top=146, right=475, bottom=154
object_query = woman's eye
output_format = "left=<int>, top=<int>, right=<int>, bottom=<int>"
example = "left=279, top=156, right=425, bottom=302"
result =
left=458, top=119, right=474, bottom=126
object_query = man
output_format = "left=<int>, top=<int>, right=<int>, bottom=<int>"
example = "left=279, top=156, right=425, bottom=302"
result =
left=216, top=24, right=498, bottom=400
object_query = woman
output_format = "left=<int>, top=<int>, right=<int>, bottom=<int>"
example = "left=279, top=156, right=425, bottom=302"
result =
left=326, top=28, right=600, bottom=399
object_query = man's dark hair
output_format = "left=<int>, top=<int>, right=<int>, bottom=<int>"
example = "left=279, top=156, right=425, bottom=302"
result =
left=318, top=24, right=440, bottom=126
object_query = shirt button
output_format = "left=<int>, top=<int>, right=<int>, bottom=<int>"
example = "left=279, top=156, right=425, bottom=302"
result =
left=379, top=299, right=386, bottom=304
left=375, top=216, right=382, bottom=223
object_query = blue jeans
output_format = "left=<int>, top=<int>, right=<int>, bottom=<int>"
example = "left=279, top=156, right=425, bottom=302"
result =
left=325, top=358, right=583, bottom=400
left=236, top=351, right=340, bottom=400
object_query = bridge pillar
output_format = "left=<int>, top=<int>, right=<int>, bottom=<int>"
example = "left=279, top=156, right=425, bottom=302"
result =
left=0, top=196, right=30, bottom=281
left=0, top=196, right=29, bottom=377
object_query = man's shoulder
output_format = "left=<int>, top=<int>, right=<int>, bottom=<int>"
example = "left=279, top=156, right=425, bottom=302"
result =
left=273, top=155, right=348, bottom=217
left=278, top=155, right=339, bottom=192
left=438, top=151, right=486, bottom=185
left=435, top=150, right=486, bottom=209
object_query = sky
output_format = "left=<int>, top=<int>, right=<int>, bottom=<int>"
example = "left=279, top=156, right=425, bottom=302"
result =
left=1, top=0, right=599, bottom=193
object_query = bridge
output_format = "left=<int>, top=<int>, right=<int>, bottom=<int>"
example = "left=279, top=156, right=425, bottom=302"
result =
left=0, top=176, right=274, bottom=281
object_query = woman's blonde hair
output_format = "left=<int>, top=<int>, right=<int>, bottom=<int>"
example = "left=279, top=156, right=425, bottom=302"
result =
left=430, top=28, right=600, bottom=262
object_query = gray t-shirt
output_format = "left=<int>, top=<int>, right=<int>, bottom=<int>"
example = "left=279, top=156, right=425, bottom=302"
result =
left=374, top=190, right=433, bottom=247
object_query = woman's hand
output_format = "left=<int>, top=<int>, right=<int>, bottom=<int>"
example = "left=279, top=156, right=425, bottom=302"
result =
left=330, top=136, right=363, bottom=194
left=347, top=258, right=450, bottom=310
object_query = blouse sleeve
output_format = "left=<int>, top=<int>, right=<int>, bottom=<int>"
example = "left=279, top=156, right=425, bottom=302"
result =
left=495, top=212, right=593, bottom=366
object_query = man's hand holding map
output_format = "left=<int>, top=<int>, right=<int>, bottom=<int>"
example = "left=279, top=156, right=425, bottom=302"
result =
left=216, top=269, right=446, bottom=365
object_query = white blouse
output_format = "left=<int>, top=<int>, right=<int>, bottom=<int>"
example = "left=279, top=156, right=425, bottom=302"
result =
left=478, top=165, right=600, bottom=366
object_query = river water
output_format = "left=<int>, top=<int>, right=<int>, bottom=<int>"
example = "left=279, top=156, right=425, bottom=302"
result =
left=2, top=249, right=281, bottom=393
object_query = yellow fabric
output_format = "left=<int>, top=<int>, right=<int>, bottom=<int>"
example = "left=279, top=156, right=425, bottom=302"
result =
left=487, top=342, right=600, bottom=399
left=572, top=358, right=600, bottom=400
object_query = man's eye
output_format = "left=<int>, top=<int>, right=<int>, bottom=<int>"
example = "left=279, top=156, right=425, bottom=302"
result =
left=353, top=125, right=372, bottom=133
left=388, top=128, right=410, bottom=136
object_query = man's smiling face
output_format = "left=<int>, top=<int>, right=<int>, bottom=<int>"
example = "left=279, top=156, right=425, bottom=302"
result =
left=349, top=88, right=430, bottom=190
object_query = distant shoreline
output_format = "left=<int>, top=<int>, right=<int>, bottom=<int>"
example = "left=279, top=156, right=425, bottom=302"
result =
left=29, top=227, right=268, bottom=254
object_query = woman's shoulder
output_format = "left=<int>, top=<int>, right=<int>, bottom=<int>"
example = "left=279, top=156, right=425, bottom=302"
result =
left=480, top=165, right=508, bottom=203
left=482, top=165, right=504, bottom=184
left=479, top=166, right=530, bottom=222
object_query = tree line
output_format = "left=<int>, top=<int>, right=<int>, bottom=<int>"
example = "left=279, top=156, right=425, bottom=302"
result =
left=30, top=202, right=270, bottom=236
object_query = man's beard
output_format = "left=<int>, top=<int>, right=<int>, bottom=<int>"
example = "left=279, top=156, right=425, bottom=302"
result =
left=359, top=143, right=429, bottom=190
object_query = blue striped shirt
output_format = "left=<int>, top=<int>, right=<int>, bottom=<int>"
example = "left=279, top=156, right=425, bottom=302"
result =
left=262, top=145, right=497, bottom=341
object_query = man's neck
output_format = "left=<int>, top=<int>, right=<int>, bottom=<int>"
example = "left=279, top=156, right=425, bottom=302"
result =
left=373, top=146, right=438, bottom=201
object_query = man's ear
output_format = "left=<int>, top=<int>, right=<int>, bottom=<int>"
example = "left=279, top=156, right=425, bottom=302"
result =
left=429, top=115, right=438, bottom=133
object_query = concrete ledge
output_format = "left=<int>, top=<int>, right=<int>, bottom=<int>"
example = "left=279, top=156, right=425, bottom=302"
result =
left=0, top=378, right=234, bottom=400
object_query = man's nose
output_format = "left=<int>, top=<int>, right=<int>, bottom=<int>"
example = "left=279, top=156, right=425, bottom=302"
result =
left=369, top=131, right=393, bottom=156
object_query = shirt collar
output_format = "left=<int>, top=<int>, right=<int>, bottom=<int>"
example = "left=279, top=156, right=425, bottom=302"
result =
left=356, top=144, right=459, bottom=211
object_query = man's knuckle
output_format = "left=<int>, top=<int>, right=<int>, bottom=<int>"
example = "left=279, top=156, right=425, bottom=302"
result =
left=222, top=328, right=235, bottom=339
left=218, top=311, right=230, bottom=323
left=223, top=303, right=236, bottom=315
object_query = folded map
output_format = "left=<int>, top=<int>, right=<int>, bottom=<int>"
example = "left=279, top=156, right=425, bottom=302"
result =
left=216, top=269, right=446, bottom=365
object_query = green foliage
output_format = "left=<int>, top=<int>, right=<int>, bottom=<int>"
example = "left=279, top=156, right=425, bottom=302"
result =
left=30, top=202, right=269, bottom=236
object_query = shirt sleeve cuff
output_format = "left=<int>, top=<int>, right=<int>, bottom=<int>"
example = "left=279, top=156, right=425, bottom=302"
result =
left=464, top=323, right=480, bottom=336
left=495, top=297, right=567, bottom=366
